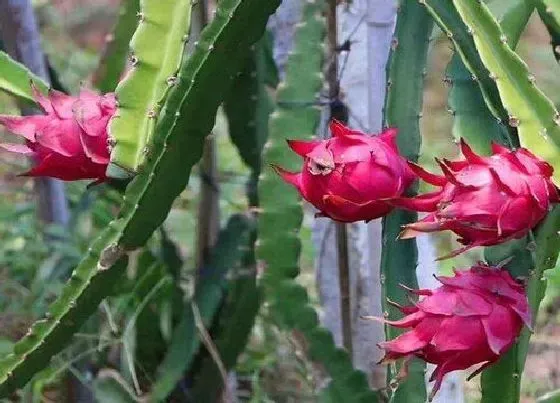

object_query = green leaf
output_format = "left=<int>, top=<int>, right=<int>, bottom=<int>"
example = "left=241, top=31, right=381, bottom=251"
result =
left=191, top=262, right=261, bottom=402
left=0, top=51, right=48, bottom=102
left=93, top=370, right=137, bottom=403
left=108, top=0, right=193, bottom=174
left=382, top=0, right=432, bottom=401
left=535, top=0, right=560, bottom=63
left=149, top=214, right=252, bottom=401
left=93, top=0, right=141, bottom=93
left=0, top=227, right=128, bottom=396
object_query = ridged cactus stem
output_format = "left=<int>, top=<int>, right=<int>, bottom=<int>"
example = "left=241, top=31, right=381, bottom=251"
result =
left=257, top=1, right=379, bottom=399
left=0, top=0, right=281, bottom=395
left=382, top=0, right=433, bottom=401
left=93, top=0, right=140, bottom=93
left=108, top=0, right=194, bottom=175
left=535, top=0, right=560, bottom=63
left=450, top=0, right=560, bottom=182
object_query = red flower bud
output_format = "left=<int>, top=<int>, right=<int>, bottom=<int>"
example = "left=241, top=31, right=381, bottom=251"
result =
left=377, top=264, right=530, bottom=400
left=393, top=139, right=558, bottom=258
left=275, top=120, right=415, bottom=222
left=0, top=84, right=116, bottom=182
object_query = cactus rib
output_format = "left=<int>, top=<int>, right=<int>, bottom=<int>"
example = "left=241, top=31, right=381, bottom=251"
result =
left=451, top=0, right=560, bottom=183
left=0, top=51, right=48, bottom=102
left=422, top=0, right=515, bottom=141
left=93, top=0, right=141, bottom=93
left=446, top=0, right=532, bottom=153
left=381, top=1, right=432, bottom=401
left=535, top=0, right=560, bottom=63
left=0, top=0, right=281, bottom=395
left=256, top=1, right=378, bottom=400
left=224, top=32, right=278, bottom=206
left=108, top=0, right=193, bottom=174
left=117, top=0, right=281, bottom=248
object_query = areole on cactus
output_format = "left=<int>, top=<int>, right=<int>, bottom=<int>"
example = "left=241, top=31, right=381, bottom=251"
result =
left=274, top=120, right=415, bottom=222
left=393, top=139, right=559, bottom=258
left=0, top=83, right=115, bottom=182
left=373, top=263, right=531, bottom=401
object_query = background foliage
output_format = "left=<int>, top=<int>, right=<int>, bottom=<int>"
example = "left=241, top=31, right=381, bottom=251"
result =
left=0, top=0, right=559, bottom=402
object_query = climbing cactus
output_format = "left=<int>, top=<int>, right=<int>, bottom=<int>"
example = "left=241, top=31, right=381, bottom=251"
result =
left=107, top=0, right=193, bottom=175
left=381, top=0, right=432, bottom=400
left=257, top=1, right=378, bottom=400
left=0, top=51, right=48, bottom=103
left=93, top=0, right=141, bottom=93
left=450, top=0, right=560, bottom=182
left=0, top=0, right=559, bottom=400
left=0, top=0, right=281, bottom=395
left=445, top=0, right=533, bottom=152
left=535, top=0, right=560, bottom=63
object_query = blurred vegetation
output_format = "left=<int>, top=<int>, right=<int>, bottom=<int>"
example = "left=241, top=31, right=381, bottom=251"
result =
left=0, top=0, right=557, bottom=402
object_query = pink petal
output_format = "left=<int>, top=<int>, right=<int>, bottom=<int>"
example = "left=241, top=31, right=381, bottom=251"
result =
left=408, top=161, right=447, bottom=186
left=306, top=142, right=334, bottom=167
left=77, top=116, right=111, bottom=164
left=417, top=289, right=492, bottom=317
left=329, top=134, right=371, bottom=163
left=400, top=215, right=444, bottom=239
left=481, top=304, right=520, bottom=354
left=329, top=119, right=363, bottom=137
left=387, top=299, right=419, bottom=315
left=31, top=83, right=54, bottom=114
left=378, top=317, right=441, bottom=355
left=490, top=141, right=510, bottom=154
left=459, top=138, right=486, bottom=165
left=436, top=158, right=478, bottom=190
left=286, top=139, right=321, bottom=158
left=35, top=118, right=83, bottom=157
left=488, top=167, right=516, bottom=196
left=272, top=165, right=302, bottom=189
left=48, top=89, right=75, bottom=119
left=24, top=152, right=106, bottom=181
left=383, top=310, right=426, bottom=329
left=443, top=158, right=469, bottom=171
left=0, top=143, right=34, bottom=155
left=435, top=242, right=483, bottom=261
left=427, top=354, right=462, bottom=401
left=430, top=316, right=485, bottom=352
left=391, top=191, right=443, bottom=212
left=378, top=127, right=399, bottom=152
left=0, top=115, right=46, bottom=141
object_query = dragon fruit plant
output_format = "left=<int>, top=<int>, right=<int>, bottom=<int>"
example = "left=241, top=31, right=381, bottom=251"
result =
left=0, top=0, right=558, bottom=402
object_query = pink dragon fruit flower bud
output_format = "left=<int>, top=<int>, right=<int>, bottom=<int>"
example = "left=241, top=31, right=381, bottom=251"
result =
left=0, top=83, right=116, bottom=182
left=376, top=264, right=531, bottom=401
left=274, top=120, right=415, bottom=222
left=393, top=139, right=559, bottom=258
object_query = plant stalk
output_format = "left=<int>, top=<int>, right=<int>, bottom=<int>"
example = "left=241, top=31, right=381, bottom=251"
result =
left=327, top=0, right=353, bottom=356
